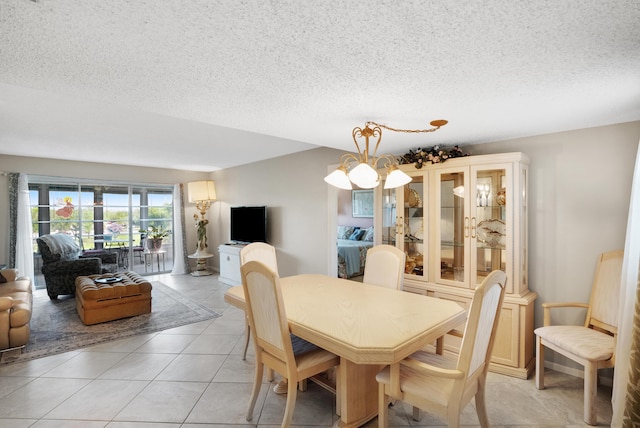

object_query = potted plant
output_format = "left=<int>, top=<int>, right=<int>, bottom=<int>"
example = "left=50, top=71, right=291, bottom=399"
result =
left=141, top=225, right=171, bottom=251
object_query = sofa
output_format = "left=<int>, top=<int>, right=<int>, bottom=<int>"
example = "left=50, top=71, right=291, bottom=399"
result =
left=0, top=269, right=32, bottom=351
left=37, top=233, right=117, bottom=299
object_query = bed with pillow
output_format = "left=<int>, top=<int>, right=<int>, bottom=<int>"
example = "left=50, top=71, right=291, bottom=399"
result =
left=337, top=226, right=374, bottom=279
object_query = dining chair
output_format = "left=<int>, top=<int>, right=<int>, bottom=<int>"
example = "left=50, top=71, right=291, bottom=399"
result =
left=376, top=269, right=507, bottom=428
left=132, top=233, right=146, bottom=264
left=363, top=244, right=406, bottom=290
left=239, top=242, right=279, bottom=360
left=241, top=260, right=340, bottom=428
left=535, top=250, right=623, bottom=426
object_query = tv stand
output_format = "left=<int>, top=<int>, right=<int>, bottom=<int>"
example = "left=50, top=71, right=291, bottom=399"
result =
left=218, top=244, right=246, bottom=286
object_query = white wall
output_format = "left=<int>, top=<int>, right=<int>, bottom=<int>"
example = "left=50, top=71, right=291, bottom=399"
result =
left=209, top=147, right=343, bottom=277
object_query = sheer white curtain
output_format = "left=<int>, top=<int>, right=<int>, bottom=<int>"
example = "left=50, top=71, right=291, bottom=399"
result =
left=15, top=174, right=34, bottom=281
left=171, top=183, right=188, bottom=275
left=612, top=140, right=640, bottom=425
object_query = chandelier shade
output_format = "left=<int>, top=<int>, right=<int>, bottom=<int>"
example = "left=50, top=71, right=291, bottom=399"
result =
left=384, top=164, right=412, bottom=189
left=348, top=162, right=380, bottom=189
left=323, top=165, right=353, bottom=190
left=324, top=119, right=446, bottom=190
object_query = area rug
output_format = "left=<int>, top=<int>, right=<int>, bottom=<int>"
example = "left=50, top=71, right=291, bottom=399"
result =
left=2, top=282, right=221, bottom=365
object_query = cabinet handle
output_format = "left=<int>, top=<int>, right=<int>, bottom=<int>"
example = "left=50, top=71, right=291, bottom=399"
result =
left=471, top=217, right=477, bottom=239
left=396, top=215, right=403, bottom=235
left=226, top=256, right=230, bottom=261
left=464, top=217, right=470, bottom=238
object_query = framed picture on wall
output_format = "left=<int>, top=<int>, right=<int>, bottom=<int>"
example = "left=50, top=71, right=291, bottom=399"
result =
left=352, top=190, right=374, bottom=218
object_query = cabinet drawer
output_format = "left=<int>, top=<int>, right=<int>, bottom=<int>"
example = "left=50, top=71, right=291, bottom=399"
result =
left=403, top=284, right=427, bottom=295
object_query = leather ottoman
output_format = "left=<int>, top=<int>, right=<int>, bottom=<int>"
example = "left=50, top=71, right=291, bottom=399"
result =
left=75, top=272, right=152, bottom=325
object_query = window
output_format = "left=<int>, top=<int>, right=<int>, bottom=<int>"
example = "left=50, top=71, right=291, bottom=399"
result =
left=29, top=177, right=174, bottom=288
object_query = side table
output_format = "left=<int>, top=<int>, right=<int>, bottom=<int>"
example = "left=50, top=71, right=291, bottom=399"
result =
left=188, top=252, right=213, bottom=276
left=144, top=250, right=166, bottom=273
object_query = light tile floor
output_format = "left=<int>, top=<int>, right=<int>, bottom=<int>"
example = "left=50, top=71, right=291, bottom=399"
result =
left=0, top=273, right=613, bottom=427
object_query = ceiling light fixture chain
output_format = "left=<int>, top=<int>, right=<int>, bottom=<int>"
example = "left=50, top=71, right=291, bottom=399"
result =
left=324, top=118, right=447, bottom=190
left=365, top=119, right=448, bottom=134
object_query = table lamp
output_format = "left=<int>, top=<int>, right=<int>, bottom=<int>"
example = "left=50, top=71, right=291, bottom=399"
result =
left=188, top=180, right=216, bottom=261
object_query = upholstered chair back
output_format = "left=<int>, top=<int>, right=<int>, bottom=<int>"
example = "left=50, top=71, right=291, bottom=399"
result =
left=587, top=250, right=623, bottom=331
left=37, top=234, right=81, bottom=264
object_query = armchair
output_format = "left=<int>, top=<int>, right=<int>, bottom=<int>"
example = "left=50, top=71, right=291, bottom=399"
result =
left=535, top=250, right=623, bottom=425
left=0, top=268, right=32, bottom=352
left=36, top=233, right=116, bottom=300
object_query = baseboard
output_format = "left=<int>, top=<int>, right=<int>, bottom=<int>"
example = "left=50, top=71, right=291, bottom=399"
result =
left=544, top=361, right=613, bottom=387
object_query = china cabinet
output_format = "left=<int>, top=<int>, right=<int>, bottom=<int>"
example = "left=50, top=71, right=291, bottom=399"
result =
left=378, top=152, right=536, bottom=378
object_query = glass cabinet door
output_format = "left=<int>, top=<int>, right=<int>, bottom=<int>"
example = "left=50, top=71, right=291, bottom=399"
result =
left=403, top=175, right=426, bottom=278
left=436, top=168, right=467, bottom=285
left=381, top=187, right=397, bottom=247
left=471, top=164, right=509, bottom=287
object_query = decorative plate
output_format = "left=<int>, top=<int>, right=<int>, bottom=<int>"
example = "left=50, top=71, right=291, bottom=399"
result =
left=404, top=187, right=421, bottom=207
left=95, top=276, right=123, bottom=284
left=476, top=219, right=506, bottom=248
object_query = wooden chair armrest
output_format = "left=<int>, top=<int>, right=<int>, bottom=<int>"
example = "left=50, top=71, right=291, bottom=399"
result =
left=402, top=357, right=465, bottom=379
left=542, top=302, right=589, bottom=326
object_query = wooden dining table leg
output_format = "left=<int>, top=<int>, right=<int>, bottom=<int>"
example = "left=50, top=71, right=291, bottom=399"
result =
left=335, top=358, right=383, bottom=428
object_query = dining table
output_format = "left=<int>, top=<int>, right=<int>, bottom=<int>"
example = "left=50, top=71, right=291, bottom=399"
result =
left=224, top=273, right=467, bottom=428
left=94, top=238, right=130, bottom=269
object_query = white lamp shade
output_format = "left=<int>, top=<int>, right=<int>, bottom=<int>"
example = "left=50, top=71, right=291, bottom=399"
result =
left=384, top=167, right=412, bottom=189
left=348, top=163, right=380, bottom=189
left=324, top=167, right=353, bottom=190
left=188, top=180, right=217, bottom=202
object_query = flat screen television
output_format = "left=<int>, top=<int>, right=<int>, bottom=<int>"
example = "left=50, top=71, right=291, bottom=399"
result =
left=230, top=206, right=268, bottom=244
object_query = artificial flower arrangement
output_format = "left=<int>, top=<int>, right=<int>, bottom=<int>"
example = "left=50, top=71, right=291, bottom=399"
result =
left=399, top=145, right=468, bottom=169
left=105, top=222, right=124, bottom=234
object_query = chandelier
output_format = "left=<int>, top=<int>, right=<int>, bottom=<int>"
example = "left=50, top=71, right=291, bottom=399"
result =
left=324, top=119, right=448, bottom=190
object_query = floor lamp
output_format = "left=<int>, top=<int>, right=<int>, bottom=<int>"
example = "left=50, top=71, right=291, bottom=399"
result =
left=187, top=180, right=216, bottom=276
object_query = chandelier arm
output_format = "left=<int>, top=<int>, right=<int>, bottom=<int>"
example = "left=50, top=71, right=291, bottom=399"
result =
left=365, top=120, right=447, bottom=134
left=368, top=126, right=383, bottom=162
left=373, top=154, right=397, bottom=168
left=325, top=118, right=446, bottom=189
left=340, top=153, right=360, bottom=166
left=352, top=127, right=365, bottom=160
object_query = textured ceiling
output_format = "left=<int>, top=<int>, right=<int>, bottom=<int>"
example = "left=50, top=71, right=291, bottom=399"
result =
left=1, top=0, right=639, bottom=171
